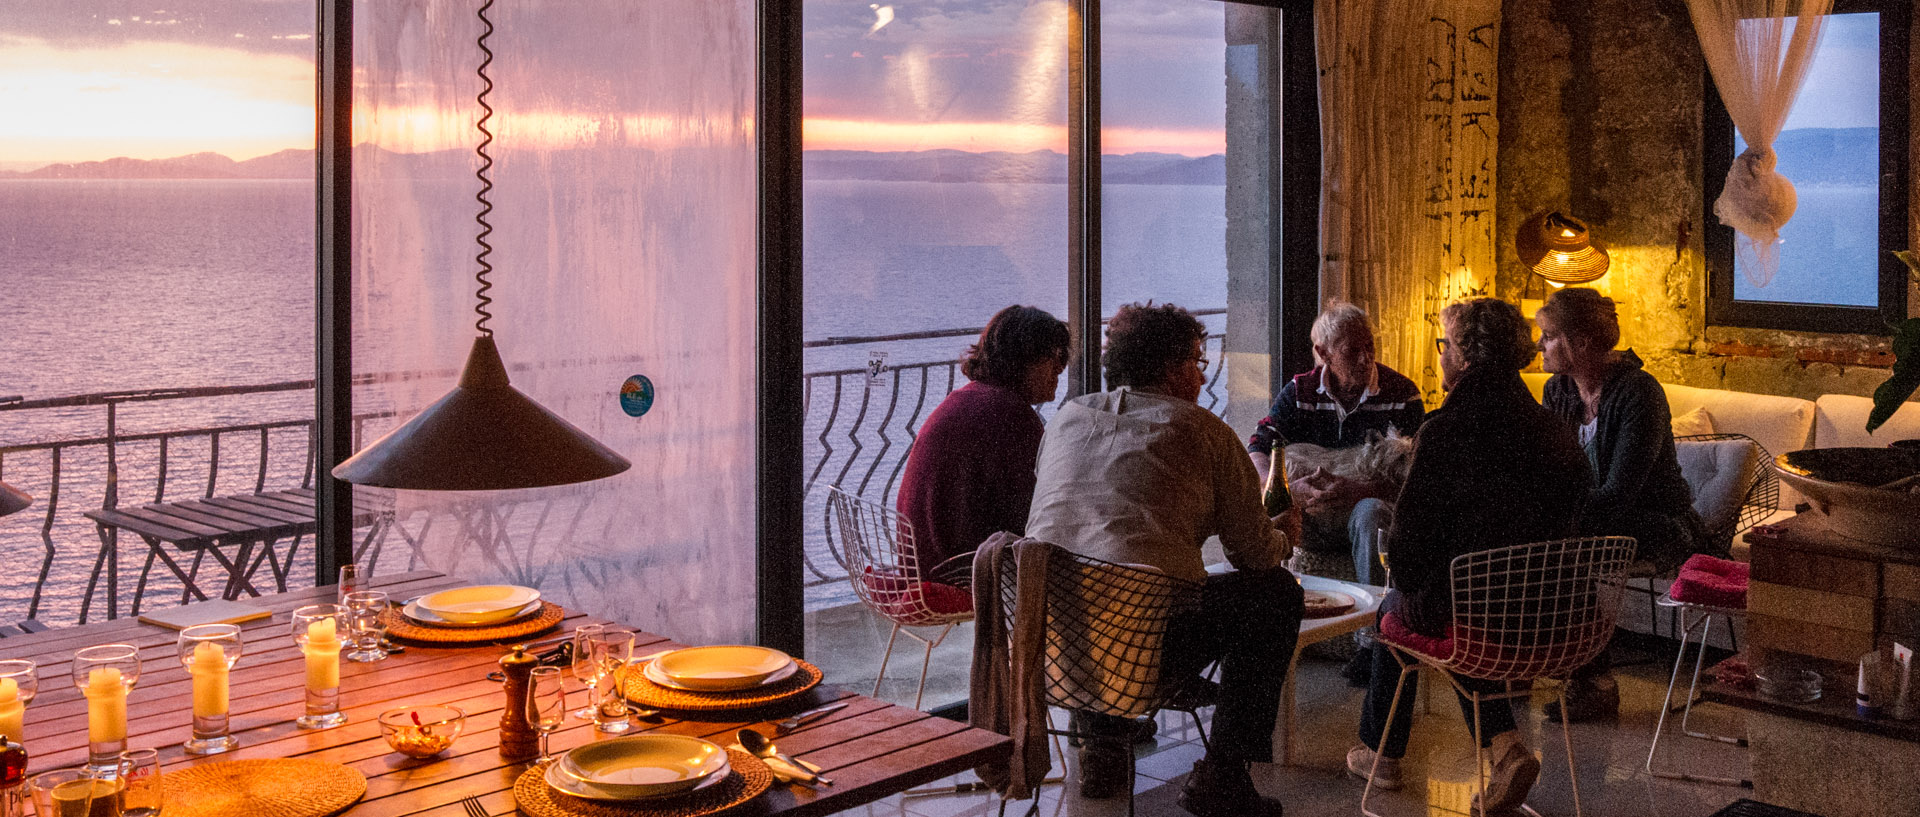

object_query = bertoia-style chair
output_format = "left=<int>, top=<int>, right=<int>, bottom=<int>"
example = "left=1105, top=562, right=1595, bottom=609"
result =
left=825, top=486, right=973, bottom=710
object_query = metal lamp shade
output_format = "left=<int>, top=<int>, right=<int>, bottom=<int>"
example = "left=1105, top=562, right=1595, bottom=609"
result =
left=0, top=481, right=30, bottom=517
left=1518, top=211, right=1609, bottom=285
left=331, top=336, right=632, bottom=491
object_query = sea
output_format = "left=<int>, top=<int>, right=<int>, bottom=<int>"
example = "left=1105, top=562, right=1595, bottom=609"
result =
left=0, top=176, right=1233, bottom=621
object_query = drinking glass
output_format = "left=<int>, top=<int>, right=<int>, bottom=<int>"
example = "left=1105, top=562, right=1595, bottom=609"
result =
left=1373, top=526, right=1392, bottom=588
left=28, top=769, right=108, bottom=817
left=527, top=667, right=566, bottom=766
left=71, top=645, right=139, bottom=774
left=336, top=564, right=365, bottom=606
left=341, top=591, right=390, bottom=663
left=568, top=624, right=604, bottom=720
left=116, top=750, right=161, bottom=817
left=291, top=605, right=347, bottom=729
left=0, top=659, right=37, bottom=748
left=587, top=628, right=635, bottom=733
left=177, top=624, right=242, bottom=754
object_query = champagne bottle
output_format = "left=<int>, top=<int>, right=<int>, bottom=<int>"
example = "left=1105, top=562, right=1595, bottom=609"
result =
left=1264, top=446, right=1292, bottom=516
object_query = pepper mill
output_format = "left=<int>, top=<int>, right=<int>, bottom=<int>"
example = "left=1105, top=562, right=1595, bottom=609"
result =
left=497, top=646, right=540, bottom=761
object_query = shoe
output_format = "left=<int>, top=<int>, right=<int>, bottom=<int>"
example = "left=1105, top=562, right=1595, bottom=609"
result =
left=1077, top=743, right=1129, bottom=800
left=1543, top=674, right=1620, bottom=723
left=1344, top=745, right=1401, bottom=790
left=1473, top=734, right=1540, bottom=814
left=1178, top=757, right=1283, bottom=817
left=1167, top=675, right=1222, bottom=710
left=1341, top=645, right=1374, bottom=689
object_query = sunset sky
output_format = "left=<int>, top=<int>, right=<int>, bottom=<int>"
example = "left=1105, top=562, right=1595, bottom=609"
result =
left=0, top=1, right=1880, bottom=171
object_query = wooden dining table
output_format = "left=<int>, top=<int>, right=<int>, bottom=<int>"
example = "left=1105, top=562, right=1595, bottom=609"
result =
left=9, top=570, right=1012, bottom=817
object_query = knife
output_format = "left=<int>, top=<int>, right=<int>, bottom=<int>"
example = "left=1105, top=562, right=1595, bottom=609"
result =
left=775, top=702, right=849, bottom=733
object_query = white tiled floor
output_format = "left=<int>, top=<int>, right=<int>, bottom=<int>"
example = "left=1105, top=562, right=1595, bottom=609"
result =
left=830, top=652, right=1755, bottom=816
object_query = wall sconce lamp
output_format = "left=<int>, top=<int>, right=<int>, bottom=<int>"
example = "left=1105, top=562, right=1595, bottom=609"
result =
left=1518, top=211, right=1609, bottom=286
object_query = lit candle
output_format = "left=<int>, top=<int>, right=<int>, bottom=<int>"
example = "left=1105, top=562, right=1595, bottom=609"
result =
left=83, top=667, right=126, bottom=744
left=304, top=618, right=340, bottom=692
left=0, top=676, right=21, bottom=745
left=189, top=641, right=229, bottom=719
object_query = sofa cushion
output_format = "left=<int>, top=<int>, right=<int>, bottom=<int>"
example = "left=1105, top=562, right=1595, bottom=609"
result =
left=1814, top=393, right=1920, bottom=450
left=1671, top=406, right=1717, bottom=437
left=1675, top=438, right=1761, bottom=540
left=1663, top=383, right=1815, bottom=509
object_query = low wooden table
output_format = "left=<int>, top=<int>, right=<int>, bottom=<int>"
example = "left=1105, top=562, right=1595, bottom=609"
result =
left=10, top=571, right=1011, bottom=817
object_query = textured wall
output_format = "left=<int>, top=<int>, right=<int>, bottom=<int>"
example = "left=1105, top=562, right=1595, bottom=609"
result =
left=1496, top=0, right=1907, bottom=401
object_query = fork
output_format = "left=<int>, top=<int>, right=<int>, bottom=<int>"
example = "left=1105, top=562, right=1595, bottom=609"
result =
left=459, top=795, right=489, bottom=817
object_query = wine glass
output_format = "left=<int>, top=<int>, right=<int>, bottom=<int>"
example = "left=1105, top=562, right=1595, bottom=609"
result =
left=0, top=659, right=37, bottom=748
left=568, top=624, right=604, bottom=720
left=527, top=667, right=567, bottom=767
left=117, top=748, right=162, bottom=817
left=71, top=644, right=139, bottom=774
left=336, top=564, right=365, bottom=606
left=342, top=591, right=389, bottom=663
left=586, top=628, right=635, bottom=733
left=177, top=624, right=243, bottom=754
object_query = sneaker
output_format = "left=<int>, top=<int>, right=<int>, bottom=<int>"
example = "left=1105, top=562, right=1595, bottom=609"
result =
left=1344, top=745, right=1401, bottom=790
left=1473, top=736, right=1540, bottom=814
left=1178, top=757, right=1283, bottom=817
left=1543, top=674, right=1620, bottom=723
left=1077, top=743, right=1129, bottom=800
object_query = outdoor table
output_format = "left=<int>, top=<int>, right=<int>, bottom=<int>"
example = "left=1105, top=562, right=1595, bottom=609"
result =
left=8, top=570, right=1011, bottom=817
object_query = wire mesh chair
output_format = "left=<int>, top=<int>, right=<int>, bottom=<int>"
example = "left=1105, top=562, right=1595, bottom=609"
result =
left=825, top=486, right=974, bottom=710
left=987, top=541, right=1205, bottom=817
left=1628, top=433, right=1777, bottom=638
left=1645, top=552, right=1754, bottom=788
left=1361, top=536, right=1637, bottom=817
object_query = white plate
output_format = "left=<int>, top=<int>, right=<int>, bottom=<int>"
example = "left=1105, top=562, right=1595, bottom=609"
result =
left=643, top=654, right=800, bottom=692
left=545, top=756, right=731, bottom=801
left=415, top=585, right=541, bottom=625
left=650, top=646, right=795, bottom=691
left=401, top=599, right=540, bottom=629
left=551, top=735, right=729, bottom=799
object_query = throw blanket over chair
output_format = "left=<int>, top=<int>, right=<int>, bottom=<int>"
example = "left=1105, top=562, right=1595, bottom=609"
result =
left=826, top=486, right=974, bottom=710
left=1361, top=536, right=1636, bottom=817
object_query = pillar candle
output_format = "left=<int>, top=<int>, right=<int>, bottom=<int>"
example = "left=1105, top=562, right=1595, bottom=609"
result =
left=189, top=641, right=229, bottom=719
left=83, top=667, right=126, bottom=743
left=303, top=619, right=340, bottom=691
left=0, top=677, right=21, bottom=745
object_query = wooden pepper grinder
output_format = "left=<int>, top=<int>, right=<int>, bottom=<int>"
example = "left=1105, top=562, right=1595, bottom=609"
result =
left=498, top=645, right=539, bottom=761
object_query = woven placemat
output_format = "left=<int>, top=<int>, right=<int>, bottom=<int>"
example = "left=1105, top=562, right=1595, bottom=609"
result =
left=513, top=748, right=772, bottom=817
left=162, top=758, right=366, bottom=817
left=620, top=659, right=823, bottom=713
left=382, top=601, right=565, bottom=645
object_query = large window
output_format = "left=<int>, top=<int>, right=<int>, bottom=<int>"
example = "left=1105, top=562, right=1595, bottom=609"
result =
left=1706, top=1, right=1911, bottom=333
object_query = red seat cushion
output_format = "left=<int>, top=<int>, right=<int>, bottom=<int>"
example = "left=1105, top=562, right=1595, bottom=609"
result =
left=859, top=566, right=973, bottom=623
left=1670, top=554, right=1749, bottom=609
left=1379, top=611, right=1454, bottom=660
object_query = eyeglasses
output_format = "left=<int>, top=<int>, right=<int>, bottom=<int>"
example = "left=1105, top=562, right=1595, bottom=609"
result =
left=1434, top=338, right=1450, bottom=355
left=1194, top=356, right=1210, bottom=371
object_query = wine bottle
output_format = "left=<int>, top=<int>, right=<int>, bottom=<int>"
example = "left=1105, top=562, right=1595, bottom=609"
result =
left=1264, top=446, right=1292, bottom=516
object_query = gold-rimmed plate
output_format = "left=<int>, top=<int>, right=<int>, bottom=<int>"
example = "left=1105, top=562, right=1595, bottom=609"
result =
left=649, top=646, right=795, bottom=692
left=554, top=735, right=729, bottom=799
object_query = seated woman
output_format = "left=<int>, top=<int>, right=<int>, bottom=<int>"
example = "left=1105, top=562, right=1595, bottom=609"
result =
left=1248, top=301, right=1424, bottom=586
left=894, top=305, right=1069, bottom=584
left=1346, top=298, right=1591, bottom=814
left=1537, top=287, right=1706, bottom=722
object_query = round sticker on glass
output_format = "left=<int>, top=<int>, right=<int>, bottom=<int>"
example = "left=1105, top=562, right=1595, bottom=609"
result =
left=619, top=375, right=655, bottom=417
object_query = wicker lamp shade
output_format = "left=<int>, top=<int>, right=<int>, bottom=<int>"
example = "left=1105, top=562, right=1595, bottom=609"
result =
left=1518, top=211, right=1609, bottom=285
left=0, top=481, right=30, bottom=517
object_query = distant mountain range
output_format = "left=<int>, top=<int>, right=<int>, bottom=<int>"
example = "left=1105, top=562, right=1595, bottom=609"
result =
left=0, top=146, right=1231, bottom=185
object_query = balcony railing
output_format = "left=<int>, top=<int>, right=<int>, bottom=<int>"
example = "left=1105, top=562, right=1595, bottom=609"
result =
left=0, top=313, right=1233, bottom=626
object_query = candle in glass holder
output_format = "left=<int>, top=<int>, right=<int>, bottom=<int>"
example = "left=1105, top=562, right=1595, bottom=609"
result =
left=179, top=622, right=242, bottom=755
left=0, top=678, right=21, bottom=747
left=292, top=605, right=346, bottom=729
left=71, top=645, right=138, bottom=774
left=304, top=618, right=340, bottom=691
left=83, top=668, right=126, bottom=745
left=189, top=642, right=227, bottom=719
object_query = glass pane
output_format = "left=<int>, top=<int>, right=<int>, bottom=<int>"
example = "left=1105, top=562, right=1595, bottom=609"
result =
left=352, top=0, right=758, bottom=644
left=0, top=4, right=317, bottom=625
left=1732, top=12, right=1879, bottom=306
left=802, top=1, right=1069, bottom=709
left=1101, top=0, right=1275, bottom=435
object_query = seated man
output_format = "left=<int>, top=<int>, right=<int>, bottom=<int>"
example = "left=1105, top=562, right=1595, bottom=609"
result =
left=1249, top=300, right=1424, bottom=587
left=1027, top=302, right=1304, bottom=817
left=896, top=305, right=1069, bottom=582
left=1345, top=298, right=1591, bottom=814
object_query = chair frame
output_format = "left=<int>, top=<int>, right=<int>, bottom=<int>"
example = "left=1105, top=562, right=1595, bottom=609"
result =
left=825, top=486, right=974, bottom=710
left=1644, top=593, right=1752, bottom=787
left=1360, top=536, right=1636, bottom=817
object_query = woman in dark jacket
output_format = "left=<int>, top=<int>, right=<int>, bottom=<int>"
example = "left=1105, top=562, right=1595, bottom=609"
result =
left=1537, top=287, right=1706, bottom=722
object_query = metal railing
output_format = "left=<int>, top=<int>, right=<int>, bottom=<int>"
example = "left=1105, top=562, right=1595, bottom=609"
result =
left=0, top=313, right=1237, bottom=624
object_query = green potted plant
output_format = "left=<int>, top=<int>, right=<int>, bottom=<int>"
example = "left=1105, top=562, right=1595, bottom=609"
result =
left=1871, top=252, right=1920, bottom=434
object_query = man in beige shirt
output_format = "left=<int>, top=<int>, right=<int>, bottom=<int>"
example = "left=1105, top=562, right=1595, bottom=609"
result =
left=1026, top=302, right=1302, bottom=817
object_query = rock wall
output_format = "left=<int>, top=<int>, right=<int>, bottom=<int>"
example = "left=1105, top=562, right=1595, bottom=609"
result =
left=1496, top=0, right=1914, bottom=401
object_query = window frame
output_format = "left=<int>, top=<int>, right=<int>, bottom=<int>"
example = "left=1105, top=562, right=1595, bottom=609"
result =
left=1703, top=0, right=1911, bottom=335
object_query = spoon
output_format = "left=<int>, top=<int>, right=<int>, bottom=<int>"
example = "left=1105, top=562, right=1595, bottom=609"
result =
left=738, top=728, right=832, bottom=786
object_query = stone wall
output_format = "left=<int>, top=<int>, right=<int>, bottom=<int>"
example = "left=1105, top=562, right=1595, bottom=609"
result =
left=1496, top=0, right=1914, bottom=402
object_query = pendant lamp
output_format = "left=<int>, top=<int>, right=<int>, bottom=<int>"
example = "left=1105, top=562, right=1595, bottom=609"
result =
left=0, top=481, right=30, bottom=518
left=331, top=0, right=631, bottom=492
left=1517, top=211, right=1609, bottom=285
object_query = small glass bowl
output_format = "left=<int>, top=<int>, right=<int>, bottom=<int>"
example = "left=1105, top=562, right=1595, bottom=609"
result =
left=1756, top=666, right=1823, bottom=703
left=379, top=705, right=466, bottom=758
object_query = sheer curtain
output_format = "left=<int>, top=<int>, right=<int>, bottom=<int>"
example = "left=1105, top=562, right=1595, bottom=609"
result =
left=1317, top=0, right=1499, bottom=399
left=351, top=0, right=758, bottom=645
left=1686, top=0, right=1834, bottom=288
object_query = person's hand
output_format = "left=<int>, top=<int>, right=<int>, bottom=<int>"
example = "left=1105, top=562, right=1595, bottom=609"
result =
left=1271, top=505, right=1303, bottom=550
